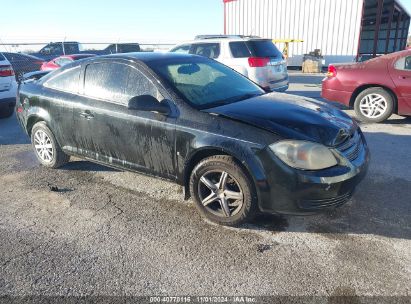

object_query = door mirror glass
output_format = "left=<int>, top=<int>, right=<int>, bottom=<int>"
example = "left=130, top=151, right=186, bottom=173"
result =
left=127, top=95, right=170, bottom=115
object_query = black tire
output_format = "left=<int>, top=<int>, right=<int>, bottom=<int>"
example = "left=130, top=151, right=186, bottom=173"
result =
left=0, top=107, right=14, bottom=119
left=354, top=87, right=394, bottom=123
left=189, top=155, right=257, bottom=226
left=30, top=122, right=70, bottom=168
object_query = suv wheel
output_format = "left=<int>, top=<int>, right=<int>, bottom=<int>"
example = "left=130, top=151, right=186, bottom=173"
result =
left=354, top=87, right=394, bottom=123
left=190, top=155, right=257, bottom=226
left=31, top=122, right=70, bottom=168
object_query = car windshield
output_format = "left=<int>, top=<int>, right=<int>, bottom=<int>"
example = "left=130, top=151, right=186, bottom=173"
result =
left=149, top=57, right=264, bottom=109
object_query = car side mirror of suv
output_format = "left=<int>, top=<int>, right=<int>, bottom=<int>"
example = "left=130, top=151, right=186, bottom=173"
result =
left=127, top=95, right=171, bottom=115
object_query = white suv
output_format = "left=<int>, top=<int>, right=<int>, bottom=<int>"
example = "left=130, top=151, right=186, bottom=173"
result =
left=0, top=52, right=17, bottom=118
left=170, top=35, right=289, bottom=92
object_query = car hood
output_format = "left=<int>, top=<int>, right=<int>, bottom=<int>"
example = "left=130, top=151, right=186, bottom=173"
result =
left=204, top=93, right=357, bottom=147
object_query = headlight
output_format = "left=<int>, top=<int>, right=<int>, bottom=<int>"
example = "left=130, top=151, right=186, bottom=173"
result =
left=269, top=140, right=337, bottom=170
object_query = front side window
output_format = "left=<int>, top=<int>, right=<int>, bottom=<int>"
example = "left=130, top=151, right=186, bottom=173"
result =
left=191, top=43, right=220, bottom=59
left=84, top=62, right=159, bottom=104
left=170, top=45, right=191, bottom=54
left=44, top=66, right=80, bottom=93
left=150, top=57, right=263, bottom=109
left=395, top=56, right=411, bottom=70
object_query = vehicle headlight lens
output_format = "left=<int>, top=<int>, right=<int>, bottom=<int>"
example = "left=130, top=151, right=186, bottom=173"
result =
left=269, top=140, right=337, bottom=170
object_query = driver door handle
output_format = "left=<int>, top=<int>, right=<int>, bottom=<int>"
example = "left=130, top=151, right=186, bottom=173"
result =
left=79, top=111, right=94, bottom=120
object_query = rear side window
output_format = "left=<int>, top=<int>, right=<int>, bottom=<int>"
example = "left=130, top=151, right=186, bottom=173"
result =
left=84, top=62, right=158, bottom=104
left=0, top=53, right=5, bottom=61
left=395, top=56, right=411, bottom=71
left=44, top=66, right=80, bottom=93
left=170, top=45, right=191, bottom=54
left=191, top=43, right=220, bottom=59
left=229, top=42, right=252, bottom=58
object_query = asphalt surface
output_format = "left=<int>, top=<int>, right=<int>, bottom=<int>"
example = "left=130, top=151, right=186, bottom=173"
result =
left=0, top=74, right=410, bottom=301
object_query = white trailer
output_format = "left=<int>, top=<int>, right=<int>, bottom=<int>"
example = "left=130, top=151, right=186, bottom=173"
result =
left=223, top=0, right=410, bottom=66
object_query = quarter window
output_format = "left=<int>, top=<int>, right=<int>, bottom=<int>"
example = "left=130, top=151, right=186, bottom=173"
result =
left=395, top=56, right=411, bottom=70
left=191, top=43, right=220, bottom=59
left=44, top=66, right=80, bottom=93
left=84, top=62, right=159, bottom=104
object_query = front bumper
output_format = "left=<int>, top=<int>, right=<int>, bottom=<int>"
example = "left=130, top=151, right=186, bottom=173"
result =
left=256, top=134, right=370, bottom=215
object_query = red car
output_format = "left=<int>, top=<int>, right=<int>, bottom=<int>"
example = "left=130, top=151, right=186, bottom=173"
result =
left=40, top=54, right=96, bottom=71
left=322, top=50, right=411, bottom=123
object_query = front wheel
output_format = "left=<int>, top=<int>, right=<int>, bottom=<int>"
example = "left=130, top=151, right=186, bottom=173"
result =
left=31, top=122, right=70, bottom=168
left=189, top=155, right=257, bottom=226
left=354, top=88, right=394, bottom=123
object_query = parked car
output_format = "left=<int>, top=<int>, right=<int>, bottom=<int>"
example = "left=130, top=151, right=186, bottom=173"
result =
left=0, top=52, right=17, bottom=118
left=322, top=50, right=411, bottom=123
left=30, top=41, right=141, bottom=61
left=41, top=54, right=97, bottom=71
left=16, top=53, right=369, bottom=226
left=170, top=35, right=289, bottom=92
left=2, top=52, right=44, bottom=80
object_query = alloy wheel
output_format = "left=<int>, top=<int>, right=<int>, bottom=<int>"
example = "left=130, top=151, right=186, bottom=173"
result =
left=198, top=170, right=244, bottom=217
left=359, top=93, right=388, bottom=119
left=33, top=130, right=54, bottom=163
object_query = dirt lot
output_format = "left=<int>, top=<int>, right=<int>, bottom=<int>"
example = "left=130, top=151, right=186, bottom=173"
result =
left=0, top=74, right=410, bottom=300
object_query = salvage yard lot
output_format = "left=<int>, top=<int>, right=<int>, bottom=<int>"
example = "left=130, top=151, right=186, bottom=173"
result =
left=0, top=74, right=410, bottom=297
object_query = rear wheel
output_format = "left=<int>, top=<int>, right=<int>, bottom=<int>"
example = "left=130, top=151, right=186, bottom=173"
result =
left=31, top=122, right=70, bottom=168
left=0, top=107, right=14, bottom=118
left=354, top=87, right=394, bottom=123
left=190, top=155, right=257, bottom=226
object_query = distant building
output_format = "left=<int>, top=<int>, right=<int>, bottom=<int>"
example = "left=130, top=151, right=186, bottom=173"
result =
left=223, top=0, right=411, bottom=66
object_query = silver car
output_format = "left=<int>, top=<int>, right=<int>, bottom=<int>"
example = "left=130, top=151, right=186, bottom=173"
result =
left=170, top=35, right=289, bottom=92
left=0, top=52, right=17, bottom=118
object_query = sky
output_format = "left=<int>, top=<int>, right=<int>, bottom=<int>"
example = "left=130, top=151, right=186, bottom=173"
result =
left=0, top=0, right=224, bottom=44
left=1, top=0, right=410, bottom=47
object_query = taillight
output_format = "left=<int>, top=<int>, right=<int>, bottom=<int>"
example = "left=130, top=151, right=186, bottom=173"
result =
left=0, top=65, right=15, bottom=77
left=248, top=57, right=270, bottom=67
left=327, top=65, right=337, bottom=78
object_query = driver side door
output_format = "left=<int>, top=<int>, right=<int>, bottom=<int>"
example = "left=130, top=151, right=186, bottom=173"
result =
left=74, top=60, right=177, bottom=179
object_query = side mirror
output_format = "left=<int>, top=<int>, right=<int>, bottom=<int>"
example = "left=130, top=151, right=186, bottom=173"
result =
left=127, top=95, right=171, bottom=115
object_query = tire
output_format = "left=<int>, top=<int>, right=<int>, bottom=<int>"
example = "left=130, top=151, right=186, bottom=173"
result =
left=189, top=155, right=257, bottom=226
left=0, top=107, right=14, bottom=119
left=354, top=87, right=394, bottom=123
left=31, top=122, right=70, bottom=168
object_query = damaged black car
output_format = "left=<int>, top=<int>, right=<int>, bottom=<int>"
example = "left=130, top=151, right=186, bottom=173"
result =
left=16, top=53, right=369, bottom=226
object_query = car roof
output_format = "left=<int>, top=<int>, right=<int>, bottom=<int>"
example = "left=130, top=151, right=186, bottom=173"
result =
left=96, top=52, right=204, bottom=63
left=2, top=52, right=43, bottom=60
left=174, top=37, right=270, bottom=45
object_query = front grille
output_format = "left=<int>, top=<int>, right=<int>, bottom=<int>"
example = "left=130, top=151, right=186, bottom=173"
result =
left=336, top=131, right=362, bottom=162
left=299, top=192, right=352, bottom=210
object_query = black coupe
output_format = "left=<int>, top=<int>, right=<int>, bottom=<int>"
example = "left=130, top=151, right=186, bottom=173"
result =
left=16, top=53, right=369, bottom=226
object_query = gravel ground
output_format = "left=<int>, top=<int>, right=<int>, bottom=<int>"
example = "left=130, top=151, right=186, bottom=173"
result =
left=0, top=75, right=410, bottom=301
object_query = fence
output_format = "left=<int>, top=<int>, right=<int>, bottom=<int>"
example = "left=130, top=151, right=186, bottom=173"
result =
left=0, top=42, right=176, bottom=54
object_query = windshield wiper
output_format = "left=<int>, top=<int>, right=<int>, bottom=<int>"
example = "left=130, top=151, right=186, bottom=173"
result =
left=201, top=92, right=264, bottom=109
